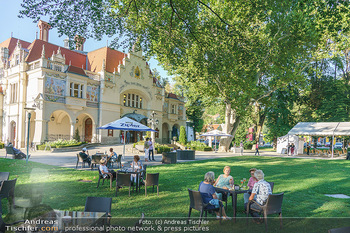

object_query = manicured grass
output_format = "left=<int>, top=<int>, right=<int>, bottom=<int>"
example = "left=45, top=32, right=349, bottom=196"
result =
left=1, top=156, right=350, bottom=232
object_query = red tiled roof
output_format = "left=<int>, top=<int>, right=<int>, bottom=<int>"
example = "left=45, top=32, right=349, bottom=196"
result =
left=25, top=39, right=87, bottom=69
left=87, top=47, right=125, bottom=73
left=0, top=37, right=31, bottom=58
left=66, top=65, right=87, bottom=77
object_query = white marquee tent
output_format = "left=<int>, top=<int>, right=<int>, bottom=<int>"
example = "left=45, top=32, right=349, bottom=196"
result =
left=281, top=122, right=350, bottom=158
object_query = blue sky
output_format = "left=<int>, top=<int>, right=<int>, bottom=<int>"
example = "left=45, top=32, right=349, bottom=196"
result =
left=0, top=0, right=170, bottom=79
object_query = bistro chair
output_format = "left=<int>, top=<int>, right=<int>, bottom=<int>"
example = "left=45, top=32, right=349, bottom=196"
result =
left=76, top=153, right=87, bottom=169
left=246, top=192, right=284, bottom=232
left=97, top=168, right=113, bottom=189
left=0, top=172, right=10, bottom=185
left=91, top=154, right=102, bottom=170
left=188, top=189, right=222, bottom=227
left=328, top=226, right=350, bottom=233
left=0, top=179, right=17, bottom=216
left=116, top=173, right=132, bottom=197
left=85, top=197, right=112, bottom=215
left=144, top=173, right=159, bottom=197
left=268, top=182, right=274, bottom=193
left=0, top=215, right=24, bottom=233
left=115, top=154, right=122, bottom=168
left=85, top=196, right=112, bottom=227
left=5, top=147, right=15, bottom=159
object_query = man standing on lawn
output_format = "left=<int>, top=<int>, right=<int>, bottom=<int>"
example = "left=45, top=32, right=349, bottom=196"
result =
left=254, top=142, right=260, bottom=156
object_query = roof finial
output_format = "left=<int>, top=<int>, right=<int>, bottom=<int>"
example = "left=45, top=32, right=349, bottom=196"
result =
left=41, top=44, right=46, bottom=58
left=57, top=47, right=61, bottom=55
left=69, top=60, right=71, bottom=66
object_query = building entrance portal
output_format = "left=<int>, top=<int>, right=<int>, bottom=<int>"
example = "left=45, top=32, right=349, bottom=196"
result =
left=85, top=118, right=92, bottom=142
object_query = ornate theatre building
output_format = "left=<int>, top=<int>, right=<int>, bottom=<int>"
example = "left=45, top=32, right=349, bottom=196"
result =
left=0, top=20, right=186, bottom=148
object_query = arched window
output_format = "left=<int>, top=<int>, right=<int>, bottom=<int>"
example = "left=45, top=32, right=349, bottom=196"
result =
left=123, top=93, right=143, bottom=109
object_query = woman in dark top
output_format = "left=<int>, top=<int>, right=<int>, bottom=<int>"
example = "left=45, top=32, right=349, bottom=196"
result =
left=198, top=171, right=230, bottom=220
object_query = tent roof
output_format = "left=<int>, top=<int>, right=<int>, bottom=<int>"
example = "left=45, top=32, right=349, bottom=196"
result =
left=288, top=122, right=350, bottom=136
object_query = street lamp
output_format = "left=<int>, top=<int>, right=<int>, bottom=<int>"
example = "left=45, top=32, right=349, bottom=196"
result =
left=147, top=111, right=159, bottom=152
left=24, top=107, right=36, bottom=164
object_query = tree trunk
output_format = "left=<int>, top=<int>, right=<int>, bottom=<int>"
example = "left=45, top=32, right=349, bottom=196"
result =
left=219, top=102, right=240, bottom=152
left=254, top=102, right=266, bottom=143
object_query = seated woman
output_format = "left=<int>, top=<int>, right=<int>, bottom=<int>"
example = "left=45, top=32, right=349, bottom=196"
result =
left=99, top=158, right=116, bottom=180
left=199, top=171, right=230, bottom=220
left=213, top=166, right=234, bottom=201
left=244, top=168, right=258, bottom=203
left=131, top=155, right=143, bottom=183
left=214, top=166, right=234, bottom=189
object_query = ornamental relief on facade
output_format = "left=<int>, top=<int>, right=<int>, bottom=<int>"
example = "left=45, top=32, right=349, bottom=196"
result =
left=129, top=65, right=144, bottom=80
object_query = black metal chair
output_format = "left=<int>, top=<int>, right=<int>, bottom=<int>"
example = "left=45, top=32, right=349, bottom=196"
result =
left=91, top=155, right=102, bottom=170
left=5, top=147, right=15, bottom=159
left=246, top=192, right=284, bottom=231
left=144, top=173, right=159, bottom=197
left=97, top=167, right=113, bottom=189
left=0, top=172, right=9, bottom=186
left=116, top=173, right=132, bottom=197
left=0, top=215, right=24, bottom=233
left=0, top=179, right=17, bottom=216
left=85, top=197, right=112, bottom=215
left=76, top=153, right=87, bottom=168
left=268, top=182, right=274, bottom=193
left=328, top=226, right=350, bottom=233
left=115, top=154, right=122, bottom=168
left=188, top=189, right=222, bottom=227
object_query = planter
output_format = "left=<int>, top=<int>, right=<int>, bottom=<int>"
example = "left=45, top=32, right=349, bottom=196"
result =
left=177, top=150, right=195, bottom=160
left=162, top=152, right=177, bottom=164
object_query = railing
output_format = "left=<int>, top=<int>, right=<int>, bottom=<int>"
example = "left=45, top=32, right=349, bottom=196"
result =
left=48, top=134, right=71, bottom=141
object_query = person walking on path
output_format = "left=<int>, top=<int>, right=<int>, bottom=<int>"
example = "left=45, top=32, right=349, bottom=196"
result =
left=254, top=143, right=260, bottom=156
left=240, top=141, right=244, bottom=155
left=126, top=131, right=130, bottom=144
left=144, top=138, right=150, bottom=162
left=148, top=139, right=155, bottom=161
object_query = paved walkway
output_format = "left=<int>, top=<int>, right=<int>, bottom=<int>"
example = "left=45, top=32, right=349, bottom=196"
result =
left=0, top=144, right=346, bottom=169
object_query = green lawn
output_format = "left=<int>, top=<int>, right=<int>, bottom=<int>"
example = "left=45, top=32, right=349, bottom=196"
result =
left=1, top=156, right=350, bottom=232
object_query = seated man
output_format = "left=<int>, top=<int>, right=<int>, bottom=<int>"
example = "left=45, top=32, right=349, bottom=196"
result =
left=7, top=143, right=27, bottom=159
left=79, top=148, right=91, bottom=167
left=245, top=170, right=272, bottom=223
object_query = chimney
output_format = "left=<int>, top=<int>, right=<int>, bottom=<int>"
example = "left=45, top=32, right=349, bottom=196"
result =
left=37, top=20, right=51, bottom=42
left=74, top=35, right=86, bottom=51
left=63, top=37, right=70, bottom=49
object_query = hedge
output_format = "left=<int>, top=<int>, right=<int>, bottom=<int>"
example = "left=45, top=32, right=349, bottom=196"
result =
left=0, top=142, right=4, bottom=149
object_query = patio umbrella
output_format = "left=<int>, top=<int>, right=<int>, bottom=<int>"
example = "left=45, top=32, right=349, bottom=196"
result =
left=98, top=117, right=156, bottom=159
left=199, top=130, right=233, bottom=153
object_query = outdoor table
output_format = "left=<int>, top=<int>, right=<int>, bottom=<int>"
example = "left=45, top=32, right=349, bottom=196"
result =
left=18, top=210, right=106, bottom=232
left=117, top=168, right=144, bottom=192
left=214, top=186, right=248, bottom=222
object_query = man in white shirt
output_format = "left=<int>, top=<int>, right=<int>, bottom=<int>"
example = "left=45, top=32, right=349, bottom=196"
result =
left=246, top=170, right=272, bottom=222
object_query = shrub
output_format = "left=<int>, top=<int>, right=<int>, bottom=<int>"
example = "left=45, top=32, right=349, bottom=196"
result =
left=0, top=142, right=4, bottom=149
left=179, top=126, right=187, bottom=145
left=154, top=143, right=171, bottom=154
left=74, top=129, right=80, bottom=142
left=185, top=141, right=212, bottom=151
left=37, top=139, right=83, bottom=150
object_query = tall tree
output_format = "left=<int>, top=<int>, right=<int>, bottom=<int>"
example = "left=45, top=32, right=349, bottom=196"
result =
left=20, top=0, right=350, bottom=150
